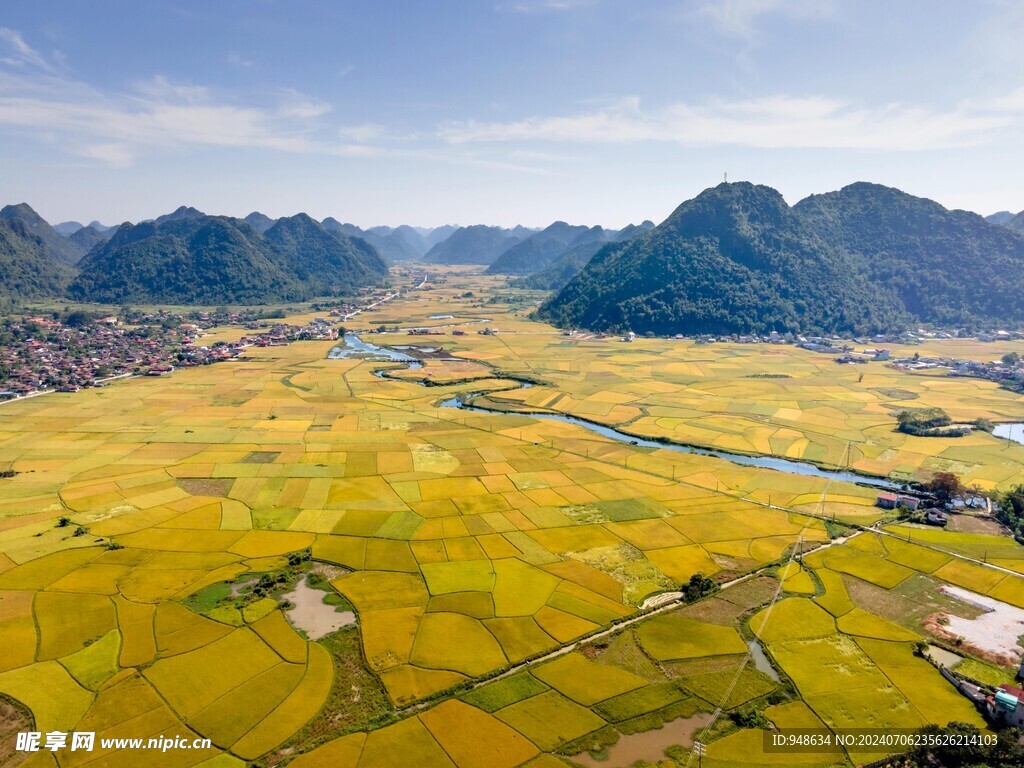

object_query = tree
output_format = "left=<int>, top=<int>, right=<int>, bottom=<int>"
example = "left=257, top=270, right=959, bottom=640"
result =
left=683, top=572, right=718, bottom=602
left=923, top=472, right=962, bottom=502
left=1003, top=352, right=1021, bottom=367
left=62, top=310, right=94, bottom=328
left=997, top=485, right=1024, bottom=541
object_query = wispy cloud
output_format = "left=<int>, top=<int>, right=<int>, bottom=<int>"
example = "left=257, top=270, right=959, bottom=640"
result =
left=227, top=52, right=254, bottom=68
left=695, top=0, right=837, bottom=42
left=0, top=27, right=58, bottom=73
left=0, top=29, right=550, bottom=175
left=439, top=94, right=1021, bottom=152
left=497, top=0, right=597, bottom=13
left=0, top=30, right=336, bottom=166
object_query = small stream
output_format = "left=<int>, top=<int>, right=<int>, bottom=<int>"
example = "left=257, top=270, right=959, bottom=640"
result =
left=333, top=333, right=904, bottom=491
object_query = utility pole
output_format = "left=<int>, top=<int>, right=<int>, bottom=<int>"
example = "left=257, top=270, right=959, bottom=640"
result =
left=694, top=741, right=706, bottom=768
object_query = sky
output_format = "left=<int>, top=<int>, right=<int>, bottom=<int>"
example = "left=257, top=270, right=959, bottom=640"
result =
left=1, top=0, right=1023, bottom=228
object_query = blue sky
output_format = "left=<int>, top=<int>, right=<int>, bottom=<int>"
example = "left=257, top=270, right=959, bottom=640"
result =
left=1, top=0, right=1022, bottom=227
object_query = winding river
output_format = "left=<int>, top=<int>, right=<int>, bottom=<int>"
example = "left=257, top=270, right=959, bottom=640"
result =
left=440, top=393, right=902, bottom=490
left=336, top=334, right=905, bottom=491
left=995, top=423, right=1024, bottom=446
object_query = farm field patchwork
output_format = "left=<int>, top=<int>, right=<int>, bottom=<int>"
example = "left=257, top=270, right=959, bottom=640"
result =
left=0, top=268, right=1021, bottom=767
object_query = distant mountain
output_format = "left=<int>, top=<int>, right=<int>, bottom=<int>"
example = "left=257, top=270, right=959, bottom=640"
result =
left=363, top=225, right=428, bottom=262
left=422, top=225, right=459, bottom=249
left=986, top=211, right=1017, bottom=226
left=321, top=220, right=432, bottom=262
left=516, top=221, right=655, bottom=291
left=614, top=221, right=656, bottom=241
left=487, top=221, right=591, bottom=275
left=0, top=216, right=76, bottom=299
left=540, top=183, right=1024, bottom=335
left=0, top=203, right=87, bottom=265
left=321, top=217, right=367, bottom=241
left=244, top=212, right=276, bottom=234
left=88, top=221, right=117, bottom=233
left=68, top=213, right=386, bottom=305
left=423, top=225, right=531, bottom=265
left=1009, top=212, right=1024, bottom=234
left=54, top=221, right=84, bottom=236
left=68, top=225, right=114, bottom=254
left=154, top=206, right=205, bottom=225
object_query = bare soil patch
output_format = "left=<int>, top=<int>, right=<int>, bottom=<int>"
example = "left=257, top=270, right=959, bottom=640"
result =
left=177, top=478, right=233, bottom=496
left=1, top=696, right=31, bottom=768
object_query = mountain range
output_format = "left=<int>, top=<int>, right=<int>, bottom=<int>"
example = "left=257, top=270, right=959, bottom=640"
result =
left=7, top=188, right=1024, bottom=325
left=539, top=182, right=1024, bottom=335
left=513, top=221, right=655, bottom=291
left=486, top=222, right=594, bottom=276
left=422, top=225, right=536, bottom=265
left=67, top=212, right=388, bottom=304
left=322, top=220, right=458, bottom=262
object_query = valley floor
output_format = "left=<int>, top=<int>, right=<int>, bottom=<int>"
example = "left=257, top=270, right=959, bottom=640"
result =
left=1, top=266, right=1023, bottom=768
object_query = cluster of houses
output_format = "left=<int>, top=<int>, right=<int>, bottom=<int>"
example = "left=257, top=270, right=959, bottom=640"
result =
left=988, top=683, right=1024, bottom=727
left=0, top=316, right=189, bottom=397
left=0, top=314, right=342, bottom=401
left=875, top=490, right=989, bottom=527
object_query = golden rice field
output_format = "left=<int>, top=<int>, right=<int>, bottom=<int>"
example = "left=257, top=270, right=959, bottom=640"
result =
left=1, top=266, right=1022, bottom=768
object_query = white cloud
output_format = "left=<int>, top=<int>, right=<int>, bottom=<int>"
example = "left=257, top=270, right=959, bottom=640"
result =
left=439, top=94, right=1020, bottom=152
left=695, top=0, right=837, bottom=41
left=338, top=123, right=386, bottom=142
left=78, top=143, right=135, bottom=169
left=276, top=89, right=331, bottom=119
left=0, top=32, right=331, bottom=166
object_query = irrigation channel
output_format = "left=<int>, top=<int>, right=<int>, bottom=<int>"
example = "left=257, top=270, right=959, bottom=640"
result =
left=331, top=332, right=905, bottom=492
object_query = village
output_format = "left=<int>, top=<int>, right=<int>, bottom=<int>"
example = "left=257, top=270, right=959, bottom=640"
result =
left=0, top=310, right=343, bottom=400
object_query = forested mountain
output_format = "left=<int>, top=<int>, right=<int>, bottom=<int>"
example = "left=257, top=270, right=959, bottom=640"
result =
left=153, top=206, right=205, bottom=226
left=320, top=217, right=365, bottom=241
left=986, top=211, right=1017, bottom=226
left=516, top=221, right=654, bottom=291
left=423, top=225, right=531, bottom=265
left=68, top=225, right=114, bottom=254
left=67, top=213, right=387, bottom=304
left=540, top=183, right=1024, bottom=335
left=486, top=221, right=591, bottom=275
left=244, top=212, right=276, bottom=233
left=263, top=213, right=388, bottom=295
left=795, top=183, right=1024, bottom=327
left=0, top=203, right=86, bottom=264
left=0, top=216, right=76, bottom=299
left=54, top=221, right=84, bottom=236
left=1009, top=212, right=1024, bottom=233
